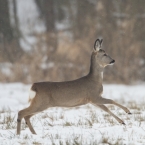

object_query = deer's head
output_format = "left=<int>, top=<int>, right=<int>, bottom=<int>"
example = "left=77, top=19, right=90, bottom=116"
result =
left=93, top=39, right=115, bottom=67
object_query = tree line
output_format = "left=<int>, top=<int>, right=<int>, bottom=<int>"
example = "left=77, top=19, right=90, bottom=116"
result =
left=0, top=0, right=145, bottom=83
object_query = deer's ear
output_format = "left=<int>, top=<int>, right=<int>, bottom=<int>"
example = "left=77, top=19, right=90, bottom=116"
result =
left=100, top=39, right=103, bottom=46
left=94, top=39, right=102, bottom=52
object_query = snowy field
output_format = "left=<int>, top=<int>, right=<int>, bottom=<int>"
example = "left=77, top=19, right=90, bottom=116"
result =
left=0, top=83, right=145, bottom=145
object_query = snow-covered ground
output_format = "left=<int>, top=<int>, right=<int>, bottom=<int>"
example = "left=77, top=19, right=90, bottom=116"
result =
left=0, top=83, right=145, bottom=144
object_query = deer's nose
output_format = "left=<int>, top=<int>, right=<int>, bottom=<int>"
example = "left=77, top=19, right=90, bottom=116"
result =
left=110, top=60, right=115, bottom=64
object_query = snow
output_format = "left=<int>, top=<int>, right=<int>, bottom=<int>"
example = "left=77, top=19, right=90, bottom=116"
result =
left=0, top=83, right=145, bottom=144
left=0, top=63, right=12, bottom=76
left=16, top=0, right=46, bottom=51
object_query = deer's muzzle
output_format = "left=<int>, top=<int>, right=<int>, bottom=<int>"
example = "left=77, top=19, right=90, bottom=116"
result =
left=110, top=60, right=115, bottom=64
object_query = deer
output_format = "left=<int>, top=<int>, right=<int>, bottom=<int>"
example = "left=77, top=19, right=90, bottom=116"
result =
left=17, top=39, right=131, bottom=135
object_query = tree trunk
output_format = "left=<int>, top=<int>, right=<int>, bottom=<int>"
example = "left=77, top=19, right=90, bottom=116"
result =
left=35, top=0, right=57, bottom=52
left=0, top=0, right=13, bottom=41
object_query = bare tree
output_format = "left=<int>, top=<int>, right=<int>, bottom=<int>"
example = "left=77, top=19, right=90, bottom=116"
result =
left=0, top=0, right=22, bottom=62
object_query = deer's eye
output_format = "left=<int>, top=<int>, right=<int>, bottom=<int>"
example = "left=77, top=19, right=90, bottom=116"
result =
left=103, top=54, right=107, bottom=56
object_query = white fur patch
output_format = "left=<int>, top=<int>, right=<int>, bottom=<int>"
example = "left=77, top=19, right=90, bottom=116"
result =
left=109, top=62, right=114, bottom=66
left=29, top=89, right=36, bottom=101
left=101, top=72, right=103, bottom=79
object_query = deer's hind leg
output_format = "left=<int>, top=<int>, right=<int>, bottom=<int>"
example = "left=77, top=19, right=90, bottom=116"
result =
left=17, top=105, right=39, bottom=135
left=17, top=105, right=46, bottom=135
left=17, top=106, right=34, bottom=135
left=17, top=94, right=51, bottom=135
left=24, top=114, right=36, bottom=134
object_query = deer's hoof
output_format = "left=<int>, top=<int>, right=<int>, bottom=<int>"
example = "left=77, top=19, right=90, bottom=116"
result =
left=122, top=122, right=126, bottom=125
left=128, top=112, right=132, bottom=115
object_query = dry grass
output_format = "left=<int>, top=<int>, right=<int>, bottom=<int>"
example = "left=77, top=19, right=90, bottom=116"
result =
left=0, top=31, right=144, bottom=84
left=0, top=112, right=16, bottom=130
left=0, top=99, right=145, bottom=144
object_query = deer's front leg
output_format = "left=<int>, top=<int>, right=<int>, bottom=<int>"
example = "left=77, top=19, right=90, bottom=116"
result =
left=96, top=104, right=125, bottom=125
left=92, top=97, right=131, bottom=114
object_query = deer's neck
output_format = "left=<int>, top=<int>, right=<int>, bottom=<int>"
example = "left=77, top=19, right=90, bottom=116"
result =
left=88, top=54, right=104, bottom=81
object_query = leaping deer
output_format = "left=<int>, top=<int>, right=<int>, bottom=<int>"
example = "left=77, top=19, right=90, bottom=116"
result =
left=17, top=39, right=131, bottom=135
